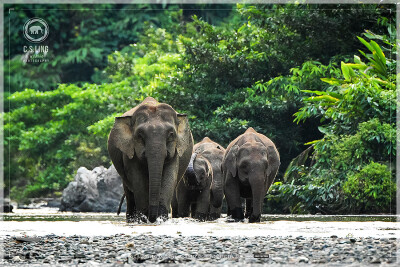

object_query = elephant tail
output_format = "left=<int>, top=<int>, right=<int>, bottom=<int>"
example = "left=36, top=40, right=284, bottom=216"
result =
left=117, top=193, right=125, bottom=215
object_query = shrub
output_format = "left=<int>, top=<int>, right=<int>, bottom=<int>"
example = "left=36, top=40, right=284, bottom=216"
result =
left=343, top=162, right=395, bottom=213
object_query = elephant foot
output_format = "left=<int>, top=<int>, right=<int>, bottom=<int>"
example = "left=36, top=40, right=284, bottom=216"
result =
left=249, top=214, right=261, bottom=223
left=157, top=205, right=169, bottom=221
left=226, top=218, right=243, bottom=223
left=194, top=213, right=208, bottom=221
left=126, top=213, right=135, bottom=223
left=148, top=205, right=159, bottom=223
left=171, top=208, right=178, bottom=218
left=227, top=209, right=232, bottom=217
left=148, top=205, right=169, bottom=223
left=208, top=213, right=220, bottom=221
left=226, top=207, right=244, bottom=222
left=231, top=207, right=244, bottom=220
left=126, top=212, right=148, bottom=223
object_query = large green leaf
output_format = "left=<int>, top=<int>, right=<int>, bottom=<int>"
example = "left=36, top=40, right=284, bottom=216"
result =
left=320, top=78, right=344, bottom=85
left=370, top=40, right=386, bottom=67
left=357, top=36, right=374, bottom=53
left=305, top=95, right=339, bottom=103
left=344, top=63, right=367, bottom=71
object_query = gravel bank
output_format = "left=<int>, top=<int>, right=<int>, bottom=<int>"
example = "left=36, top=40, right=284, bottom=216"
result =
left=1, top=234, right=398, bottom=265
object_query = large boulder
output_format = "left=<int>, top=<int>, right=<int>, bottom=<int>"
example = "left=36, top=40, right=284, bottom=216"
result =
left=59, top=165, right=126, bottom=212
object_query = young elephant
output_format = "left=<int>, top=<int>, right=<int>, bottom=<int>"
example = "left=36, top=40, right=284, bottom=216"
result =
left=222, top=127, right=280, bottom=223
left=172, top=152, right=213, bottom=221
left=192, top=137, right=225, bottom=220
left=108, top=97, right=193, bottom=223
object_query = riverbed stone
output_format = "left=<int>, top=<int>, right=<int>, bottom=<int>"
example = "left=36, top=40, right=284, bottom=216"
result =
left=59, top=165, right=126, bottom=212
left=2, top=235, right=399, bottom=266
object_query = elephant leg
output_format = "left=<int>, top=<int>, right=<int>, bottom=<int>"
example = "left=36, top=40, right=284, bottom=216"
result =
left=177, top=197, right=190, bottom=217
left=194, top=189, right=210, bottom=221
left=123, top=185, right=136, bottom=223
left=190, top=203, right=197, bottom=218
left=158, top=158, right=180, bottom=220
left=176, top=180, right=190, bottom=217
left=124, top=159, right=149, bottom=222
left=208, top=190, right=222, bottom=220
left=227, top=205, right=232, bottom=217
left=245, top=198, right=252, bottom=219
left=224, top=173, right=244, bottom=221
left=171, top=190, right=178, bottom=218
left=209, top=205, right=221, bottom=220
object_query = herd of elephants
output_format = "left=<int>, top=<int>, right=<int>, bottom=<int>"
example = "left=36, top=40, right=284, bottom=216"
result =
left=108, top=97, right=280, bottom=223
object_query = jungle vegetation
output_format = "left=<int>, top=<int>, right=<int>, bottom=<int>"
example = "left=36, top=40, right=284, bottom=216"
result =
left=4, top=3, right=396, bottom=214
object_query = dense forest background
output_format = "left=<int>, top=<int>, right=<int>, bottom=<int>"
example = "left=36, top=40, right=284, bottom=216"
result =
left=4, top=3, right=396, bottom=214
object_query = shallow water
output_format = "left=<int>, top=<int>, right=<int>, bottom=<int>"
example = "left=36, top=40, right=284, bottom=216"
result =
left=3, top=208, right=397, bottom=222
left=1, top=208, right=399, bottom=238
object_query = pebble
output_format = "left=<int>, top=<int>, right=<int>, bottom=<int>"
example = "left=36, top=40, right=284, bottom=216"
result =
left=297, top=256, right=309, bottom=263
left=272, top=256, right=284, bottom=262
left=125, top=242, right=134, bottom=248
left=1, top=235, right=398, bottom=265
left=11, top=256, right=21, bottom=262
left=154, top=245, right=163, bottom=253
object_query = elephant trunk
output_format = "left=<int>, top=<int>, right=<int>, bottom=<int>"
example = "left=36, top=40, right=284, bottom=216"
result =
left=147, top=142, right=166, bottom=223
left=249, top=170, right=265, bottom=223
left=211, top=167, right=224, bottom=208
left=184, top=153, right=197, bottom=186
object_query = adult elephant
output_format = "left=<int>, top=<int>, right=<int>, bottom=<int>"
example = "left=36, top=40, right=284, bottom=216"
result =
left=108, top=97, right=193, bottom=223
left=222, top=127, right=280, bottom=223
left=172, top=152, right=213, bottom=221
left=193, top=137, right=225, bottom=220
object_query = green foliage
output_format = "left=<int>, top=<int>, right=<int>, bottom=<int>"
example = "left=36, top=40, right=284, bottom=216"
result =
left=237, top=4, right=388, bottom=65
left=5, top=81, right=135, bottom=200
left=343, top=162, right=395, bottom=213
left=315, top=119, right=395, bottom=172
left=265, top=180, right=342, bottom=214
left=4, top=4, right=227, bottom=92
left=294, top=33, right=395, bottom=131
left=277, top=25, right=396, bottom=214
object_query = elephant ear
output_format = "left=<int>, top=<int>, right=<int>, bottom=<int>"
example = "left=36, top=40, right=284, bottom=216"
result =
left=112, top=116, right=135, bottom=159
left=225, top=145, right=239, bottom=177
left=176, top=114, right=192, bottom=157
left=266, top=145, right=280, bottom=178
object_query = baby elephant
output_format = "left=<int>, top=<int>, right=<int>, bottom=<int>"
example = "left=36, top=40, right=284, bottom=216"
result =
left=172, top=152, right=213, bottom=221
left=222, top=127, right=280, bottom=223
left=192, top=137, right=225, bottom=220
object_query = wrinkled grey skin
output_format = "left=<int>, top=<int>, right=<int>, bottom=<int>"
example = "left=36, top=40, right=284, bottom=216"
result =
left=172, top=153, right=213, bottom=221
left=193, top=137, right=225, bottom=220
left=222, top=127, right=280, bottom=223
left=107, top=97, right=193, bottom=223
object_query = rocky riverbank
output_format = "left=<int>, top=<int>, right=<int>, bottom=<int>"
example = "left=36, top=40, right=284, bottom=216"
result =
left=1, top=234, right=397, bottom=265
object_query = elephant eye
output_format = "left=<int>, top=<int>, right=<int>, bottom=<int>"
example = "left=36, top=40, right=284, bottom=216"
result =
left=136, top=131, right=145, bottom=142
left=167, top=131, right=175, bottom=141
left=240, top=162, right=249, bottom=174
